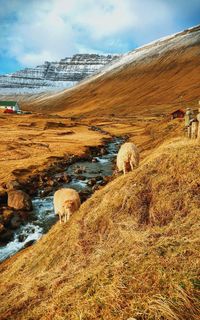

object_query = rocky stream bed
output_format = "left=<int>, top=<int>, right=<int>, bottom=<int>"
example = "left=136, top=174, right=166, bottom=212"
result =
left=0, top=136, right=125, bottom=262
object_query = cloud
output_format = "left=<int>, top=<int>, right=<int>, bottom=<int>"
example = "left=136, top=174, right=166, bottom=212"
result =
left=0, top=0, right=199, bottom=69
left=72, top=0, right=136, bottom=39
left=3, top=1, right=77, bottom=66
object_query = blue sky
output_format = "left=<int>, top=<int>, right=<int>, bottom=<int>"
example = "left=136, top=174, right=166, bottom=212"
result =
left=0, top=0, right=199, bottom=74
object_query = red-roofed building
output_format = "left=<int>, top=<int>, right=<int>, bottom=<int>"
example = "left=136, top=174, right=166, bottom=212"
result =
left=171, top=109, right=185, bottom=120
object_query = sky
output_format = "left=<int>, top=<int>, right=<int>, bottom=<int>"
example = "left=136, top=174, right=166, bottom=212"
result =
left=0, top=0, right=199, bottom=74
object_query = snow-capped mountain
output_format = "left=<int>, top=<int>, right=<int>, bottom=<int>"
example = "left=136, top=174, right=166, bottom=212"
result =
left=0, top=54, right=119, bottom=94
left=25, top=25, right=199, bottom=114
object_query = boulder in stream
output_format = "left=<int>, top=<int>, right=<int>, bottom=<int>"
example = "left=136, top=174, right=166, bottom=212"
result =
left=57, top=173, right=71, bottom=184
left=0, top=189, right=8, bottom=205
left=99, top=147, right=107, bottom=156
left=6, top=180, right=21, bottom=191
left=87, top=178, right=97, bottom=187
left=1, top=208, right=14, bottom=225
left=40, top=187, right=52, bottom=197
left=0, top=224, right=14, bottom=243
left=8, top=190, right=32, bottom=211
left=10, top=213, right=22, bottom=229
left=74, top=166, right=86, bottom=174
left=23, top=239, right=36, bottom=248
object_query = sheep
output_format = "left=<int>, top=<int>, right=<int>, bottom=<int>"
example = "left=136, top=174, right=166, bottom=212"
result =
left=117, top=142, right=139, bottom=174
left=53, top=188, right=81, bottom=223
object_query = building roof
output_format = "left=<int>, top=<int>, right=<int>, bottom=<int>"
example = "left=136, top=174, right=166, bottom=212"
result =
left=0, top=101, right=18, bottom=106
left=171, top=109, right=185, bottom=114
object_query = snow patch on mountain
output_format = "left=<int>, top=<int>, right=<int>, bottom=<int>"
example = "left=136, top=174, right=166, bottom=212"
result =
left=0, top=54, right=119, bottom=95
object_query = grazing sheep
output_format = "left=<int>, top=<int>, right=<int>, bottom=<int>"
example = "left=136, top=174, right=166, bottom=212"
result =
left=117, top=142, right=139, bottom=174
left=54, top=188, right=81, bottom=223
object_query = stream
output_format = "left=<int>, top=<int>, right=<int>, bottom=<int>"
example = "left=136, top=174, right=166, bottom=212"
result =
left=0, top=137, right=124, bottom=262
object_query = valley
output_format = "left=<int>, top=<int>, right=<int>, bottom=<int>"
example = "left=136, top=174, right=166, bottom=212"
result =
left=0, top=25, right=199, bottom=320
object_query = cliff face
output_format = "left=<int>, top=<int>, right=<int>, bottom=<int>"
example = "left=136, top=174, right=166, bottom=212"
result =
left=0, top=54, right=119, bottom=94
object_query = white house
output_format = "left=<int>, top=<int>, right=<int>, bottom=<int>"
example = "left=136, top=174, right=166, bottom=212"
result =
left=0, top=101, right=20, bottom=112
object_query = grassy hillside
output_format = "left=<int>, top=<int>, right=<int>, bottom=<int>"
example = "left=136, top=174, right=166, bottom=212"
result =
left=0, top=26, right=199, bottom=320
left=0, top=137, right=199, bottom=320
left=21, top=26, right=200, bottom=116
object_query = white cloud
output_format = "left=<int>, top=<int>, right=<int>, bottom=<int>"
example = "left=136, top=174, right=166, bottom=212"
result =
left=5, top=1, right=77, bottom=66
left=1, top=0, right=197, bottom=69
left=72, top=0, right=136, bottom=39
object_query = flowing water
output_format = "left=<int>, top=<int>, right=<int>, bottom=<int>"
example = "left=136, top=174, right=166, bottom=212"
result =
left=0, top=137, right=123, bottom=262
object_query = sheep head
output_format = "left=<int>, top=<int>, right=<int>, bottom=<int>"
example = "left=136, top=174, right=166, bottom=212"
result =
left=63, top=200, right=74, bottom=214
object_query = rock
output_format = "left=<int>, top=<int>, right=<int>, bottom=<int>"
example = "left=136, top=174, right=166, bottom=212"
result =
left=91, top=157, right=99, bottom=163
left=0, top=223, right=5, bottom=233
left=27, top=187, right=37, bottom=196
left=76, top=175, right=86, bottom=181
left=2, top=208, right=14, bottom=225
left=57, top=173, right=71, bottom=183
left=0, top=189, right=8, bottom=205
left=55, top=176, right=61, bottom=183
left=40, top=187, right=52, bottom=197
left=92, top=185, right=100, bottom=192
left=1, top=182, right=7, bottom=189
left=57, top=130, right=74, bottom=135
left=103, top=176, right=110, bottom=184
left=24, top=240, right=35, bottom=248
left=62, top=173, right=71, bottom=182
left=96, top=175, right=103, bottom=181
left=79, top=190, right=91, bottom=202
left=6, top=180, right=21, bottom=190
left=87, top=178, right=97, bottom=187
left=8, top=190, right=32, bottom=211
left=99, top=147, right=107, bottom=156
left=0, top=228, right=14, bottom=243
left=18, top=211, right=29, bottom=220
left=46, top=178, right=55, bottom=187
left=99, top=176, right=111, bottom=186
left=38, top=176, right=44, bottom=187
left=18, top=234, right=27, bottom=242
left=74, top=166, right=86, bottom=174
left=10, top=213, right=22, bottom=229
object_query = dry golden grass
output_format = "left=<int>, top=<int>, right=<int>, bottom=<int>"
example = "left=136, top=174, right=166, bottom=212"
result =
left=0, top=107, right=182, bottom=186
left=0, top=137, right=199, bottom=320
left=0, top=112, right=105, bottom=184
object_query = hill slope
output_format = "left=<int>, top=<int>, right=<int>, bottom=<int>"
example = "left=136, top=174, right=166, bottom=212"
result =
left=22, top=25, right=200, bottom=115
left=0, top=138, right=199, bottom=320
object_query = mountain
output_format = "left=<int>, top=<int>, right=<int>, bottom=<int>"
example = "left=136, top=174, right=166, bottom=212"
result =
left=23, top=25, right=200, bottom=115
left=0, top=54, right=119, bottom=94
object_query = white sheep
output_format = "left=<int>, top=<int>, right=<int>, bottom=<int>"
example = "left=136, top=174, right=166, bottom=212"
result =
left=117, top=142, right=139, bottom=174
left=53, top=188, right=81, bottom=223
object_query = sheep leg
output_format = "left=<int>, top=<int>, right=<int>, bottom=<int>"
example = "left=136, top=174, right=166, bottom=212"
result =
left=67, top=211, right=70, bottom=221
left=123, top=162, right=126, bottom=175
left=130, top=161, right=134, bottom=171
left=59, top=213, right=62, bottom=224
left=64, top=213, right=67, bottom=223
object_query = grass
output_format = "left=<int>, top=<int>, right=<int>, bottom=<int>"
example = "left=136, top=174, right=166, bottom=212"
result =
left=0, top=112, right=105, bottom=184
left=0, top=137, right=199, bottom=320
left=0, top=26, right=199, bottom=320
